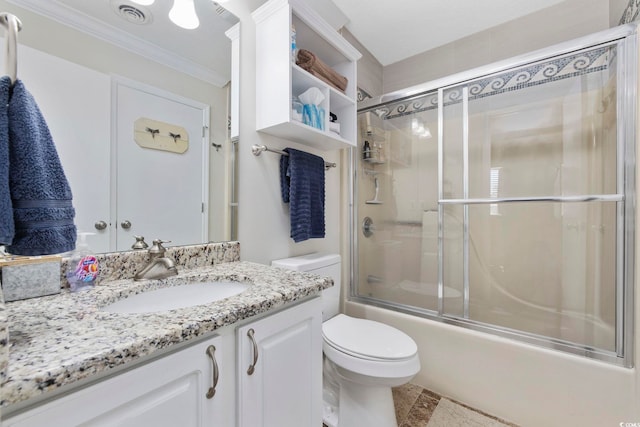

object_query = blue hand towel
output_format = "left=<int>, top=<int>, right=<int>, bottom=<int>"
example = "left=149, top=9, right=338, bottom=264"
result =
left=279, top=148, right=325, bottom=243
left=0, top=76, right=13, bottom=245
left=6, top=79, right=76, bottom=255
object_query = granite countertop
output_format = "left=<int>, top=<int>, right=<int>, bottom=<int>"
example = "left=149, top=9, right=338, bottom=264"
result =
left=0, top=261, right=331, bottom=409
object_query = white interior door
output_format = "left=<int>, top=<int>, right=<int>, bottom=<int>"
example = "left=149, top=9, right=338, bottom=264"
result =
left=113, top=78, right=209, bottom=251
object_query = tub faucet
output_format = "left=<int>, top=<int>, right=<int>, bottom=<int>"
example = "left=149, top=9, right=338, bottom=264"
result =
left=134, top=239, right=178, bottom=281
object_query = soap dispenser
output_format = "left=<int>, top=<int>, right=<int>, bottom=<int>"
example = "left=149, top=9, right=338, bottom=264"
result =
left=66, top=232, right=99, bottom=292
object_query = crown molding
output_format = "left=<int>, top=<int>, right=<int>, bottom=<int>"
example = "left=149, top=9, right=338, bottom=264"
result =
left=251, top=0, right=288, bottom=25
left=225, top=22, right=240, bottom=41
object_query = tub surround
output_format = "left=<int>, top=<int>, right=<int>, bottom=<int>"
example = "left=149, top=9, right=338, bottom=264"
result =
left=0, top=241, right=331, bottom=412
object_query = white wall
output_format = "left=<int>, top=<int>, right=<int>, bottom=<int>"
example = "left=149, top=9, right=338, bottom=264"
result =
left=383, top=0, right=610, bottom=93
left=341, top=28, right=383, bottom=97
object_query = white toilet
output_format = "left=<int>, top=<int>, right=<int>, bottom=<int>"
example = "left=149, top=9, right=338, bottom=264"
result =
left=272, top=253, right=420, bottom=427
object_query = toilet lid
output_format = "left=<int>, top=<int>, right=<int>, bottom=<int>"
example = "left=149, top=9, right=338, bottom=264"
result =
left=322, top=314, right=417, bottom=361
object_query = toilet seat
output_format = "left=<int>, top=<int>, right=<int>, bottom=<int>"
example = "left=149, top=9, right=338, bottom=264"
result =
left=322, top=314, right=417, bottom=361
left=322, top=314, right=420, bottom=381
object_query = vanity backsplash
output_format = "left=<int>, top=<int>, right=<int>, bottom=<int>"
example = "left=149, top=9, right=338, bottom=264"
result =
left=60, top=241, right=241, bottom=284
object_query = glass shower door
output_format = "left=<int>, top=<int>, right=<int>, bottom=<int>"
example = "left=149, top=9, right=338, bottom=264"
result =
left=440, top=42, right=628, bottom=354
left=353, top=27, right=636, bottom=366
left=355, top=92, right=441, bottom=312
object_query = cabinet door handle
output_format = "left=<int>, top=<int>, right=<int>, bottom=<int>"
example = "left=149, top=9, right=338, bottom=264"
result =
left=205, top=345, right=219, bottom=399
left=247, top=328, right=259, bottom=375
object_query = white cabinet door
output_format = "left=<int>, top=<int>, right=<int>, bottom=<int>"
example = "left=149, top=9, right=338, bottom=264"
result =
left=237, top=297, right=323, bottom=427
left=4, top=335, right=231, bottom=427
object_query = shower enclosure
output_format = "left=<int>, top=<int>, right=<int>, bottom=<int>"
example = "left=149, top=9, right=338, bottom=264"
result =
left=351, top=24, right=636, bottom=366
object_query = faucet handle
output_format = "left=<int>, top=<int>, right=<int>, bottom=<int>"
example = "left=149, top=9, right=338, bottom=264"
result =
left=149, top=239, right=172, bottom=256
left=131, top=235, right=149, bottom=250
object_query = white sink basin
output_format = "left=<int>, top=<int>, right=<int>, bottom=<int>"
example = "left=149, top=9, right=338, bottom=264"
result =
left=102, top=281, right=250, bottom=314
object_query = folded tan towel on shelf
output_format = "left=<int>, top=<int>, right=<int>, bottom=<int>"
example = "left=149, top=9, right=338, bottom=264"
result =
left=296, top=49, right=348, bottom=93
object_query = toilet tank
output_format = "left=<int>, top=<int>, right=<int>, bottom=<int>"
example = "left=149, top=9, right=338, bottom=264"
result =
left=271, top=253, right=341, bottom=321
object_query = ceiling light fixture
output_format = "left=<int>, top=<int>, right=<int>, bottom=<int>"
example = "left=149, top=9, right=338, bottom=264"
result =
left=169, top=0, right=200, bottom=29
left=129, top=0, right=155, bottom=5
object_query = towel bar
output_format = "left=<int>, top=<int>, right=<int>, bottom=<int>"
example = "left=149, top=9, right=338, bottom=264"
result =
left=251, top=144, right=336, bottom=170
left=0, top=12, right=21, bottom=85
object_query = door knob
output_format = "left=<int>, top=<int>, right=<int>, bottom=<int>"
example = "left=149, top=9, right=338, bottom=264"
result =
left=94, top=220, right=107, bottom=230
left=120, top=220, right=132, bottom=229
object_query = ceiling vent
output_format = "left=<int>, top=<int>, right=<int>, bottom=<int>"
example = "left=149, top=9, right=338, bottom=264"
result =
left=212, top=2, right=236, bottom=23
left=111, top=0, right=152, bottom=25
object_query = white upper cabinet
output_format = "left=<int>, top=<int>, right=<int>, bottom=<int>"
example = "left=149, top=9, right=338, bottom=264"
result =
left=253, top=0, right=361, bottom=150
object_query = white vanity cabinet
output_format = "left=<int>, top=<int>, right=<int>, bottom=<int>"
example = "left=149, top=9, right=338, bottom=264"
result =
left=3, top=334, right=234, bottom=427
left=3, top=297, right=324, bottom=427
left=237, top=297, right=323, bottom=427
left=253, top=0, right=361, bottom=151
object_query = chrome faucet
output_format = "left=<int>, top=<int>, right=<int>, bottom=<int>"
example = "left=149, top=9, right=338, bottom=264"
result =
left=134, top=239, right=178, bottom=281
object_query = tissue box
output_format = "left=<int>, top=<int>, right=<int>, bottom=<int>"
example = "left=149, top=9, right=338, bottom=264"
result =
left=0, top=255, right=62, bottom=302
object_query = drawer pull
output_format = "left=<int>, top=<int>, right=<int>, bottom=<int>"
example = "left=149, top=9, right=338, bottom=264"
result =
left=205, top=345, right=219, bottom=399
left=247, top=328, right=259, bottom=375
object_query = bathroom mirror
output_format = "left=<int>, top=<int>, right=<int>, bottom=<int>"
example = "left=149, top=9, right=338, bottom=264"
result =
left=1, top=0, right=239, bottom=253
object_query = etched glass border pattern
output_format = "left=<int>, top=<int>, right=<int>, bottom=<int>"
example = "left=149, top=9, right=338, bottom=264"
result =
left=375, top=45, right=612, bottom=122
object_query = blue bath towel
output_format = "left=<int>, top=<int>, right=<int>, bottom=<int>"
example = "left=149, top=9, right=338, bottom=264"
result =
left=0, top=76, right=13, bottom=245
left=279, top=148, right=325, bottom=243
left=5, top=79, right=76, bottom=255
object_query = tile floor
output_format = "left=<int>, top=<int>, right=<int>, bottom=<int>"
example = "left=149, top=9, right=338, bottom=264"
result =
left=322, top=382, right=518, bottom=426
left=393, top=383, right=518, bottom=427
